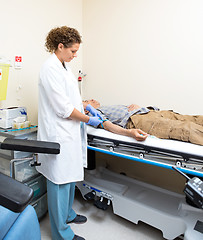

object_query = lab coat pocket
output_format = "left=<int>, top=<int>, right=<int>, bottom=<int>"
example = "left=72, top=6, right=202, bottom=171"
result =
left=55, top=118, right=77, bottom=142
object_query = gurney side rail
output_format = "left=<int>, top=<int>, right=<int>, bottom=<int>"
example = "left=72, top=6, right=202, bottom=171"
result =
left=87, top=134, right=203, bottom=173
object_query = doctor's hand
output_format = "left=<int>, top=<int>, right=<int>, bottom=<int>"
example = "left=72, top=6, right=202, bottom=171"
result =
left=86, top=104, right=103, bottom=119
left=129, top=129, right=148, bottom=141
left=86, top=116, right=103, bottom=127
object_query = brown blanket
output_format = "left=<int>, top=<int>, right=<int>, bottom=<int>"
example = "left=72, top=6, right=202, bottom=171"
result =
left=127, top=110, right=203, bottom=146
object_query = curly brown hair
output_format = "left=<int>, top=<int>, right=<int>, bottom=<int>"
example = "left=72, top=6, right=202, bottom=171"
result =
left=45, top=26, right=82, bottom=53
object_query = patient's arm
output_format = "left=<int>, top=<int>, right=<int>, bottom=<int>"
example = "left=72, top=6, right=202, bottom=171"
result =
left=101, top=120, right=148, bottom=141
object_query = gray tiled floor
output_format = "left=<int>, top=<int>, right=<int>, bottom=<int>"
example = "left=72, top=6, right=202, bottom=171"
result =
left=40, top=189, right=167, bottom=240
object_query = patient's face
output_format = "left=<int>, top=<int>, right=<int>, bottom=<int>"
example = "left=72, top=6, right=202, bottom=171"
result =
left=84, top=99, right=101, bottom=109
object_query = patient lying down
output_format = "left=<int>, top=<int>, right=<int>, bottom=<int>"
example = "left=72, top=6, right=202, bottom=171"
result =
left=83, top=99, right=203, bottom=146
left=83, top=100, right=148, bottom=142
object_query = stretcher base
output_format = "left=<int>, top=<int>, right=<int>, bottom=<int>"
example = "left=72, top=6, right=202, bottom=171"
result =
left=77, top=167, right=203, bottom=240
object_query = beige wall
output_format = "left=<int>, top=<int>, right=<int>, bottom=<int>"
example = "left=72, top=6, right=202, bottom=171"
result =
left=0, top=0, right=83, bottom=124
left=82, top=0, right=203, bottom=115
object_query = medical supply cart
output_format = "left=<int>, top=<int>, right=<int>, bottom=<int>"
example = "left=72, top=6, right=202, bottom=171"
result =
left=0, top=127, right=48, bottom=219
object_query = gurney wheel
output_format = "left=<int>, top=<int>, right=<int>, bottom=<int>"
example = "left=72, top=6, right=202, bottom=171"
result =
left=94, top=197, right=110, bottom=211
left=84, top=191, right=96, bottom=201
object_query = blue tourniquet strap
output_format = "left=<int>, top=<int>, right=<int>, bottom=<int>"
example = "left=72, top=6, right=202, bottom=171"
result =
left=100, top=119, right=108, bottom=129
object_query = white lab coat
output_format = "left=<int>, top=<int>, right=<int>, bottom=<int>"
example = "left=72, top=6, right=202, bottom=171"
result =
left=36, top=53, right=87, bottom=184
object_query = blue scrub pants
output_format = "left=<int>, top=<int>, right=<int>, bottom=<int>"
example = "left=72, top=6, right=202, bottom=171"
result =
left=47, top=180, right=77, bottom=240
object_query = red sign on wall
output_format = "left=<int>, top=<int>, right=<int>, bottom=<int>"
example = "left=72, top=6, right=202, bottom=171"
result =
left=15, top=56, right=22, bottom=62
left=14, top=56, right=22, bottom=69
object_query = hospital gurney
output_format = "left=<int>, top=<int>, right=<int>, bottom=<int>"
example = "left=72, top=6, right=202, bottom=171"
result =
left=77, top=126, right=203, bottom=240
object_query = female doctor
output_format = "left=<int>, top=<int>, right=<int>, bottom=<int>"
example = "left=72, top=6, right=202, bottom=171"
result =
left=36, top=26, right=102, bottom=240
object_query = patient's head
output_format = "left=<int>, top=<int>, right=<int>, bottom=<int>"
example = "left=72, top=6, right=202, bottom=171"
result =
left=83, top=99, right=101, bottom=109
